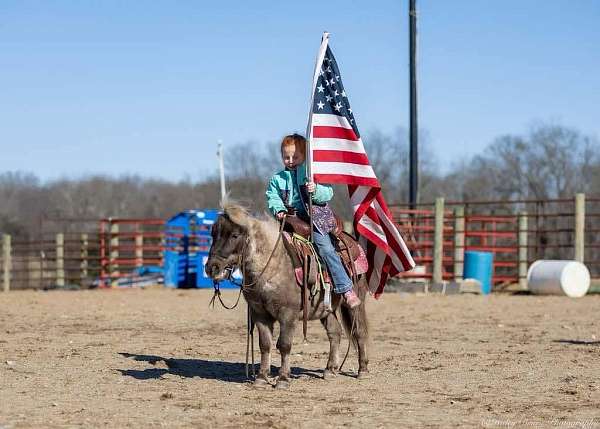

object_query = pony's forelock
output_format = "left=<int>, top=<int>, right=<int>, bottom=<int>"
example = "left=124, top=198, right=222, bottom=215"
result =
left=221, top=198, right=251, bottom=229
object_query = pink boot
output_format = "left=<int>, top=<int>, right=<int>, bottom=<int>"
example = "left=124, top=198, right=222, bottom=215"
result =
left=343, top=289, right=361, bottom=309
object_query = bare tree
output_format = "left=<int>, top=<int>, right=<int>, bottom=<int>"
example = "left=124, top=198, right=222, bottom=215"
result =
left=453, top=123, right=599, bottom=201
left=1, top=123, right=597, bottom=239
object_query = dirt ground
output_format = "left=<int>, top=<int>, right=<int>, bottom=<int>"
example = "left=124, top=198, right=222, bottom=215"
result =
left=1, top=288, right=600, bottom=428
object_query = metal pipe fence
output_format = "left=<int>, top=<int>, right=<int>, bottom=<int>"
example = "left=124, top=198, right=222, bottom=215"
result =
left=2, top=194, right=598, bottom=292
left=389, top=194, right=598, bottom=291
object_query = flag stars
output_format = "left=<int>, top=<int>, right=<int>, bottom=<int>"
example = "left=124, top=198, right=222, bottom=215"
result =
left=313, top=54, right=355, bottom=118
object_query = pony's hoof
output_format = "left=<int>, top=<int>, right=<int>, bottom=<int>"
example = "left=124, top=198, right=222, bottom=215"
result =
left=323, top=369, right=338, bottom=380
left=275, top=378, right=290, bottom=390
left=357, top=370, right=371, bottom=380
left=253, top=377, right=271, bottom=389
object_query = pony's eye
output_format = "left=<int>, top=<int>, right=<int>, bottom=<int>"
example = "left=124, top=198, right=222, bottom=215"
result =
left=231, top=233, right=240, bottom=239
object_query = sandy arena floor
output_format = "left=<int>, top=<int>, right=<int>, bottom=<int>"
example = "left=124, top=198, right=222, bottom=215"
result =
left=1, top=288, right=600, bottom=428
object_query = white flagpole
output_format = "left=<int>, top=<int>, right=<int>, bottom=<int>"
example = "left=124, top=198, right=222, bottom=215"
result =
left=217, top=140, right=226, bottom=201
left=305, top=31, right=330, bottom=183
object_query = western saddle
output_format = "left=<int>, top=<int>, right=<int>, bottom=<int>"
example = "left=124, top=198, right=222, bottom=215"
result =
left=280, top=211, right=367, bottom=340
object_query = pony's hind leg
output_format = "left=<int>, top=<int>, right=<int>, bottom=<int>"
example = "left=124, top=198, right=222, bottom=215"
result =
left=354, top=300, right=370, bottom=379
left=320, top=312, right=342, bottom=380
left=354, top=285, right=370, bottom=378
left=341, top=285, right=370, bottom=379
left=254, top=317, right=274, bottom=388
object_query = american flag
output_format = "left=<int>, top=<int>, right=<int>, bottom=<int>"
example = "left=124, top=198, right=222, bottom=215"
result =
left=306, top=34, right=415, bottom=298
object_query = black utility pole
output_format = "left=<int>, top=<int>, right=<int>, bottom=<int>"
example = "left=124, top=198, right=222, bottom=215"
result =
left=409, top=0, right=419, bottom=208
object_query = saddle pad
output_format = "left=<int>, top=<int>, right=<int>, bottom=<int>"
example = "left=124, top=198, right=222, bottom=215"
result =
left=294, top=267, right=305, bottom=286
left=353, top=242, right=369, bottom=275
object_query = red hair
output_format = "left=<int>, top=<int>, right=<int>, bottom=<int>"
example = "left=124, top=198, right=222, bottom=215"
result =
left=280, top=134, right=306, bottom=156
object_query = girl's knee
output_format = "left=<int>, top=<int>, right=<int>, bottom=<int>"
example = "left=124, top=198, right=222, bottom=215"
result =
left=313, top=234, right=335, bottom=253
left=317, top=245, right=336, bottom=259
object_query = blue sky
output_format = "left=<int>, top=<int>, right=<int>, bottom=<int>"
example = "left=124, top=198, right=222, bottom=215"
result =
left=1, top=1, right=599, bottom=182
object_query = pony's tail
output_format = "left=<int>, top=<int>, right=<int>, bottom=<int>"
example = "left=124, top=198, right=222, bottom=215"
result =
left=339, top=275, right=369, bottom=350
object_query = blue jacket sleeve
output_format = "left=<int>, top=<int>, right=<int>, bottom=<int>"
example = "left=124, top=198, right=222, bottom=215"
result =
left=311, top=183, right=334, bottom=204
left=265, top=176, right=287, bottom=216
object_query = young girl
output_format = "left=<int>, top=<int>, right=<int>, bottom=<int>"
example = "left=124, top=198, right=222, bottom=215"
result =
left=265, top=133, right=361, bottom=308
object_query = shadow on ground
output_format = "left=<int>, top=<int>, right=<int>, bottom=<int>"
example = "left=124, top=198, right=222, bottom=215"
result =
left=554, top=339, right=600, bottom=346
left=117, top=353, right=323, bottom=383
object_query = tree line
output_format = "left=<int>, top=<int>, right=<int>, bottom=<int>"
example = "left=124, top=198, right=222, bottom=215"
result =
left=1, top=123, right=598, bottom=239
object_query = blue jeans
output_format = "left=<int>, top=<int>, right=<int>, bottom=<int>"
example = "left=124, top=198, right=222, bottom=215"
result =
left=312, top=229, right=353, bottom=294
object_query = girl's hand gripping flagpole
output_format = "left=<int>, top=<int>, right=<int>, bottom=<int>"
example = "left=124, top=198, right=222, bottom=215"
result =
left=305, top=31, right=330, bottom=243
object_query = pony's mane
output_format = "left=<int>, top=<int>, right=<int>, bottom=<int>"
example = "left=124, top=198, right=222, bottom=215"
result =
left=220, top=198, right=280, bottom=265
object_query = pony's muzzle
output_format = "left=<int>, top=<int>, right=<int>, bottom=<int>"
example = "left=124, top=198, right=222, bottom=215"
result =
left=206, top=259, right=227, bottom=281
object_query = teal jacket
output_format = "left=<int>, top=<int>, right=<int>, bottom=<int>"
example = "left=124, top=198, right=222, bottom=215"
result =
left=265, top=163, right=333, bottom=217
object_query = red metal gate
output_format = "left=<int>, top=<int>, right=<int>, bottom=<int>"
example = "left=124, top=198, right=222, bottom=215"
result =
left=464, top=214, right=518, bottom=284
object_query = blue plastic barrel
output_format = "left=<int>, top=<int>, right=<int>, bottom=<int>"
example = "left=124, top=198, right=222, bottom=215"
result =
left=463, top=251, right=494, bottom=294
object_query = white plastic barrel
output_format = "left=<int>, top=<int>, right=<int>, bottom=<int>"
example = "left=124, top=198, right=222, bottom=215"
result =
left=527, top=260, right=590, bottom=298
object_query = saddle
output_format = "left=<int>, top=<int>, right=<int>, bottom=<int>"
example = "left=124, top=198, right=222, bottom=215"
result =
left=282, top=214, right=367, bottom=285
left=281, top=213, right=368, bottom=340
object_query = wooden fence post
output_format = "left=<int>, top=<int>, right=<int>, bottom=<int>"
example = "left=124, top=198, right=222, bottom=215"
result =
left=56, top=233, right=65, bottom=287
left=518, top=212, right=528, bottom=290
left=110, top=221, right=119, bottom=287
left=433, top=197, right=445, bottom=284
left=135, top=233, right=144, bottom=268
left=80, top=233, right=88, bottom=281
left=574, top=193, right=585, bottom=263
left=453, top=206, right=465, bottom=281
left=3, top=234, right=11, bottom=292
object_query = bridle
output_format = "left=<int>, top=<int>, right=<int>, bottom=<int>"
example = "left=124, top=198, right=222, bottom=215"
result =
left=209, top=216, right=285, bottom=310
left=208, top=235, right=248, bottom=310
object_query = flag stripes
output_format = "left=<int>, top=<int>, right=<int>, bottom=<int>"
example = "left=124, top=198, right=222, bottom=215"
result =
left=313, top=125, right=359, bottom=141
left=313, top=151, right=371, bottom=165
left=307, top=40, right=415, bottom=297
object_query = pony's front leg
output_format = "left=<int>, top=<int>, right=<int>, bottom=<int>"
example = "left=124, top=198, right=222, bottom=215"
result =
left=320, top=312, right=342, bottom=380
left=253, top=318, right=274, bottom=388
left=275, top=318, right=297, bottom=389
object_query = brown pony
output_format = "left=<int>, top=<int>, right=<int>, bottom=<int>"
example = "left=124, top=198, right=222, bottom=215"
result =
left=205, top=202, right=369, bottom=389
